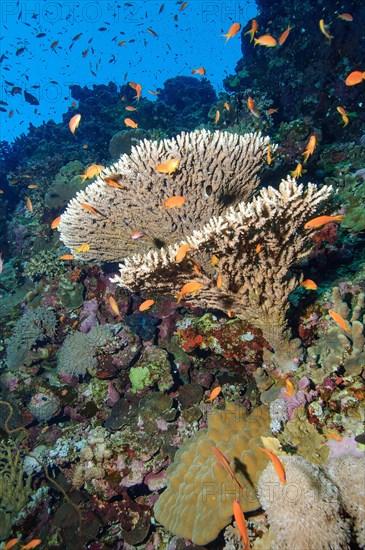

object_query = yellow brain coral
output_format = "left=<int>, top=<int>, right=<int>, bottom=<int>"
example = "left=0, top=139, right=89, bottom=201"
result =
left=154, top=402, right=271, bottom=545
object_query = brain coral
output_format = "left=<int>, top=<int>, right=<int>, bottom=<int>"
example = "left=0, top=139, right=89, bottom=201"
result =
left=154, top=402, right=271, bottom=545
left=258, top=455, right=350, bottom=550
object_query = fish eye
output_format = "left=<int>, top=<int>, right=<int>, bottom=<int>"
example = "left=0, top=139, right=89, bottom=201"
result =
left=205, top=185, right=213, bottom=197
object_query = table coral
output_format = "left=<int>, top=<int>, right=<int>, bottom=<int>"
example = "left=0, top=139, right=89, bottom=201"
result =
left=154, top=402, right=271, bottom=545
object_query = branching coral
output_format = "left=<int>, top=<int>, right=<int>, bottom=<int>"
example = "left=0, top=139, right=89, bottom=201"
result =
left=154, top=402, right=271, bottom=545
left=0, top=441, right=34, bottom=540
left=258, top=455, right=350, bottom=550
left=58, top=130, right=272, bottom=262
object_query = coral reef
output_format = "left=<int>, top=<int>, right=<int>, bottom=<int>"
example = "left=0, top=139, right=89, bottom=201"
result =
left=45, top=160, right=85, bottom=210
left=154, top=402, right=271, bottom=545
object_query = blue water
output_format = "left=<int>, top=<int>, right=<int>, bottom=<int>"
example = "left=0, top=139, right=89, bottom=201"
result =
left=0, top=0, right=256, bottom=143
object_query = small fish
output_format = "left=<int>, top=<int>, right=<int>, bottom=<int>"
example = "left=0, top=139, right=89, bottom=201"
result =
left=26, top=197, right=33, bottom=212
left=255, top=243, right=263, bottom=254
left=216, top=272, right=223, bottom=288
left=345, top=70, right=365, bottom=86
left=16, top=47, right=26, bottom=56
left=267, top=144, right=273, bottom=165
left=328, top=309, right=351, bottom=334
left=254, top=34, right=277, bottom=47
left=124, top=117, right=138, bottom=128
left=27, top=184, right=38, bottom=188
left=130, top=229, right=145, bottom=239
left=83, top=164, right=104, bottom=180
left=125, top=105, right=138, bottom=111
left=0, top=252, right=3, bottom=274
left=247, top=97, right=260, bottom=118
left=50, top=40, right=59, bottom=49
left=291, top=162, right=303, bottom=178
left=118, top=40, right=127, bottom=46
left=158, top=4, right=165, bottom=14
left=75, top=243, right=90, bottom=253
left=267, top=107, right=278, bottom=115
left=300, top=279, right=318, bottom=290
left=222, top=22, right=241, bottom=43
left=206, top=386, right=222, bottom=402
left=179, top=1, right=188, bottom=11
left=163, top=195, right=186, bottom=208
left=177, top=281, right=204, bottom=303
left=148, top=90, right=160, bottom=95
left=327, top=432, right=343, bottom=442
left=59, top=254, right=74, bottom=260
left=211, top=255, right=219, bottom=267
left=191, top=67, right=206, bottom=75
left=214, top=110, right=220, bottom=124
left=259, top=447, right=286, bottom=484
left=24, top=90, right=39, bottom=105
left=128, top=81, right=142, bottom=101
left=20, top=540, right=42, bottom=550
left=232, top=500, right=249, bottom=550
left=336, top=106, right=349, bottom=127
left=139, top=299, right=155, bottom=311
left=72, top=32, right=83, bottom=41
left=80, top=202, right=99, bottom=215
left=227, top=309, right=234, bottom=318
left=223, top=102, right=230, bottom=111
left=211, top=446, right=243, bottom=491
left=301, top=135, right=317, bottom=163
left=155, top=159, right=179, bottom=175
left=147, top=27, right=158, bottom=37
left=191, top=260, right=201, bottom=275
left=109, top=296, right=120, bottom=316
left=244, top=18, right=258, bottom=42
left=8, top=110, right=14, bottom=119
left=51, top=215, right=61, bottom=229
left=104, top=177, right=125, bottom=189
left=304, top=214, right=345, bottom=229
left=319, top=19, right=333, bottom=42
left=285, top=379, right=296, bottom=397
left=337, top=13, right=353, bottom=21
left=278, top=25, right=292, bottom=45
left=69, top=113, right=81, bottom=134
left=4, top=539, right=19, bottom=550
left=176, top=244, right=190, bottom=263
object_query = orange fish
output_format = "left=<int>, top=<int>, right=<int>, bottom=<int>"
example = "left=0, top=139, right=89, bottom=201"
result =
left=175, top=244, right=190, bottom=263
left=80, top=202, right=99, bottom=215
left=125, top=105, right=138, bottom=111
left=130, top=229, right=145, bottom=240
left=4, top=539, right=19, bottom=550
left=345, top=70, right=365, bottom=86
left=59, top=254, right=74, bottom=260
left=83, top=164, right=104, bottom=180
left=148, top=90, right=160, bottom=95
left=278, top=25, right=292, bottom=45
left=254, top=34, right=277, bottom=47
left=191, top=260, right=201, bottom=275
left=69, top=113, right=81, bottom=134
left=255, top=243, right=263, bottom=254
left=300, top=279, right=318, bottom=290
left=285, top=379, right=296, bottom=397
left=327, top=432, right=343, bottom=442
left=51, top=215, right=61, bottom=229
left=124, top=117, right=138, bottom=128
left=177, top=281, right=204, bottom=303
left=267, top=144, right=273, bottom=165
left=337, top=13, right=353, bottom=21
left=20, top=540, right=42, bottom=550
left=214, top=110, right=220, bottom=124
left=163, top=195, right=186, bottom=208
left=232, top=500, right=249, bottom=550
left=244, top=19, right=258, bottom=42
left=247, top=97, right=260, bottom=118
left=328, top=309, right=351, bottom=334
left=267, top=108, right=278, bottom=115
left=75, top=243, right=90, bottom=253
left=291, top=162, right=303, bottom=178
left=118, top=40, right=127, bottom=46
left=336, top=106, right=349, bottom=127
left=206, top=386, right=222, bottom=402
left=304, top=214, right=345, bottom=229
left=223, top=102, right=230, bottom=111
left=129, top=81, right=142, bottom=101
left=155, top=159, right=179, bottom=175
left=139, top=299, right=155, bottom=312
left=28, top=184, right=38, bottom=189
left=109, top=296, right=120, bottom=316
left=216, top=272, right=223, bottom=288
left=259, top=447, right=286, bottom=484
left=104, top=177, right=125, bottom=189
left=26, top=197, right=33, bottom=212
left=222, top=22, right=241, bottom=43
left=319, top=19, right=333, bottom=42
left=192, top=67, right=206, bottom=76
left=179, top=1, right=188, bottom=11
left=211, top=255, right=219, bottom=267
left=301, top=135, right=317, bottom=163
left=211, top=446, right=244, bottom=492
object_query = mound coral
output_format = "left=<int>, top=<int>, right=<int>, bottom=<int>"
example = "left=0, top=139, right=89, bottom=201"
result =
left=154, top=402, right=271, bottom=545
left=258, top=455, right=350, bottom=550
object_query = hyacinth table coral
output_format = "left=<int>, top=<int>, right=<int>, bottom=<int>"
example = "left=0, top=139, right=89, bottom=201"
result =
left=58, top=130, right=332, bottom=367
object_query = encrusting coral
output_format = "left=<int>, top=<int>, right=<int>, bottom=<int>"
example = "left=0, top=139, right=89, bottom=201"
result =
left=257, top=455, right=350, bottom=550
left=154, top=402, right=271, bottom=545
left=58, top=129, right=272, bottom=261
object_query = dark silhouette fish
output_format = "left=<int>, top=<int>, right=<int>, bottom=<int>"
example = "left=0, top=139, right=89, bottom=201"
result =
left=24, top=90, right=39, bottom=105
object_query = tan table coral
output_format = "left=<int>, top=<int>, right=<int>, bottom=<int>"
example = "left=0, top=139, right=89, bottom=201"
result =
left=153, top=402, right=271, bottom=545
